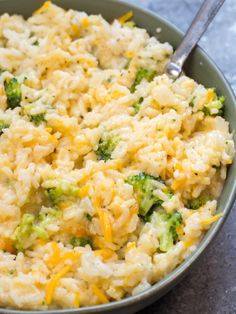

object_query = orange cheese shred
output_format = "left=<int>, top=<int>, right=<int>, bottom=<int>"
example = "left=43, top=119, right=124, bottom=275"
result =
left=126, top=242, right=136, bottom=253
left=79, top=185, right=89, bottom=198
left=98, top=210, right=112, bottom=243
left=34, top=1, right=51, bottom=15
left=91, top=284, right=109, bottom=304
left=74, top=291, right=80, bottom=308
left=46, top=265, right=71, bottom=305
left=47, top=243, right=81, bottom=267
left=201, top=213, right=222, bottom=226
left=94, top=249, right=114, bottom=261
left=118, top=11, right=133, bottom=24
left=0, top=238, right=15, bottom=254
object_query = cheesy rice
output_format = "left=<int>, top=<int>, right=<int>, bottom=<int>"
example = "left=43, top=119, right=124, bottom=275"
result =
left=0, top=2, right=234, bottom=310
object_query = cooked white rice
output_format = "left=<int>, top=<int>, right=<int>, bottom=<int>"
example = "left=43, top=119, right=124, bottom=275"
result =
left=0, top=2, right=234, bottom=310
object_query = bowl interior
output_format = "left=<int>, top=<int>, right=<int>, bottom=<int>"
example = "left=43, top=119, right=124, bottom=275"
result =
left=0, top=0, right=235, bottom=313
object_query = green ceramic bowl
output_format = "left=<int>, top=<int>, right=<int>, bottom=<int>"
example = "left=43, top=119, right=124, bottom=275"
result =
left=0, top=0, right=235, bottom=313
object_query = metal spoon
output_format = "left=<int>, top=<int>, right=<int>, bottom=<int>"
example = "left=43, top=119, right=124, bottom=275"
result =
left=165, top=0, right=225, bottom=80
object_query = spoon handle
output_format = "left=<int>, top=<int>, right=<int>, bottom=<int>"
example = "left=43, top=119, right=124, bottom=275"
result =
left=165, top=0, right=225, bottom=80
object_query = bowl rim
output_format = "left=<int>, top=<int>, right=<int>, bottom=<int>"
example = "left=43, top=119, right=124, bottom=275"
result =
left=0, top=0, right=235, bottom=313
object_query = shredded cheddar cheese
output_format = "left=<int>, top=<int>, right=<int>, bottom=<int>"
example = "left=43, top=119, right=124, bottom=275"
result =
left=72, top=24, right=80, bottom=35
left=33, top=1, right=51, bottom=15
left=46, top=265, right=71, bottom=305
left=45, top=127, right=53, bottom=133
left=183, top=237, right=198, bottom=248
left=59, top=201, right=72, bottom=209
left=206, top=88, right=215, bottom=102
left=118, top=11, right=133, bottom=24
left=201, top=213, right=222, bottom=226
left=81, top=17, right=89, bottom=28
left=79, top=185, right=89, bottom=198
left=176, top=225, right=184, bottom=236
left=37, top=239, right=47, bottom=246
left=126, top=242, right=136, bottom=253
left=111, top=89, right=126, bottom=99
left=126, top=50, right=134, bottom=58
left=91, top=284, right=109, bottom=304
left=175, top=163, right=182, bottom=171
left=47, top=243, right=81, bottom=267
left=94, top=249, right=114, bottom=261
left=93, top=195, right=101, bottom=212
left=0, top=238, right=15, bottom=254
left=74, top=227, right=88, bottom=237
left=98, top=210, right=112, bottom=243
left=46, top=242, right=61, bottom=267
left=171, top=177, right=185, bottom=190
left=74, top=291, right=80, bottom=308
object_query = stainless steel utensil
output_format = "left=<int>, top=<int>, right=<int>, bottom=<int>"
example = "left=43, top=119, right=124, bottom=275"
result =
left=165, top=0, right=225, bottom=80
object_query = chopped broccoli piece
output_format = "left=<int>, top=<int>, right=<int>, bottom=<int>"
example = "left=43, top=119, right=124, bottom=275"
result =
left=70, top=236, right=91, bottom=248
left=11, top=209, right=59, bottom=251
left=85, top=213, right=93, bottom=221
left=212, top=164, right=221, bottom=170
left=45, top=184, right=80, bottom=206
left=133, top=97, right=144, bottom=114
left=124, top=21, right=136, bottom=28
left=189, top=96, right=196, bottom=107
left=0, top=121, right=10, bottom=135
left=203, top=93, right=225, bottom=116
left=124, top=58, right=131, bottom=70
left=11, top=214, right=35, bottom=251
left=130, top=68, right=156, bottom=93
left=95, top=132, right=120, bottom=161
left=30, top=113, right=46, bottom=126
left=4, top=77, right=22, bottom=109
left=186, top=195, right=210, bottom=210
left=33, top=209, right=58, bottom=240
left=151, top=210, right=182, bottom=252
left=0, top=68, right=6, bottom=75
left=126, top=172, right=173, bottom=218
left=45, top=187, right=63, bottom=206
left=33, top=40, right=39, bottom=46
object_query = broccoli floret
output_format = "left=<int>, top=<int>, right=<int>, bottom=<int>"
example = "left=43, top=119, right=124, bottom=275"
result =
left=133, top=97, right=144, bottom=114
left=189, top=96, right=196, bottom=107
left=0, top=68, right=6, bottom=75
left=30, top=113, right=46, bottom=126
left=130, top=68, right=156, bottom=93
left=124, top=21, right=136, bottom=28
left=85, top=213, right=93, bottom=221
left=126, top=172, right=173, bottom=218
left=203, top=92, right=224, bottom=116
left=45, top=184, right=80, bottom=206
left=11, top=214, right=35, bottom=251
left=70, top=236, right=91, bottom=248
left=11, top=209, right=59, bottom=251
left=151, top=210, right=182, bottom=252
left=4, top=77, right=22, bottom=109
left=33, top=209, right=58, bottom=240
left=186, top=195, right=210, bottom=210
left=0, top=121, right=10, bottom=135
left=95, top=132, right=120, bottom=161
left=124, top=58, right=131, bottom=70
left=33, top=40, right=39, bottom=46
left=45, top=187, right=63, bottom=206
left=212, top=164, right=221, bottom=170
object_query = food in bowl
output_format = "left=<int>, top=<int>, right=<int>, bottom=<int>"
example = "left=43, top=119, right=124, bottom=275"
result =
left=0, top=1, right=234, bottom=310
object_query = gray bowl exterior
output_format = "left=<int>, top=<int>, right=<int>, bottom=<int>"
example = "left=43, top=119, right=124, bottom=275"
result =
left=0, top=0, right=235, bottom=313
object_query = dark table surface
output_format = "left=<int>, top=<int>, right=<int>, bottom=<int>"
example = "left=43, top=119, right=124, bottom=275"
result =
left=126, top=0, right=236, bottom=313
